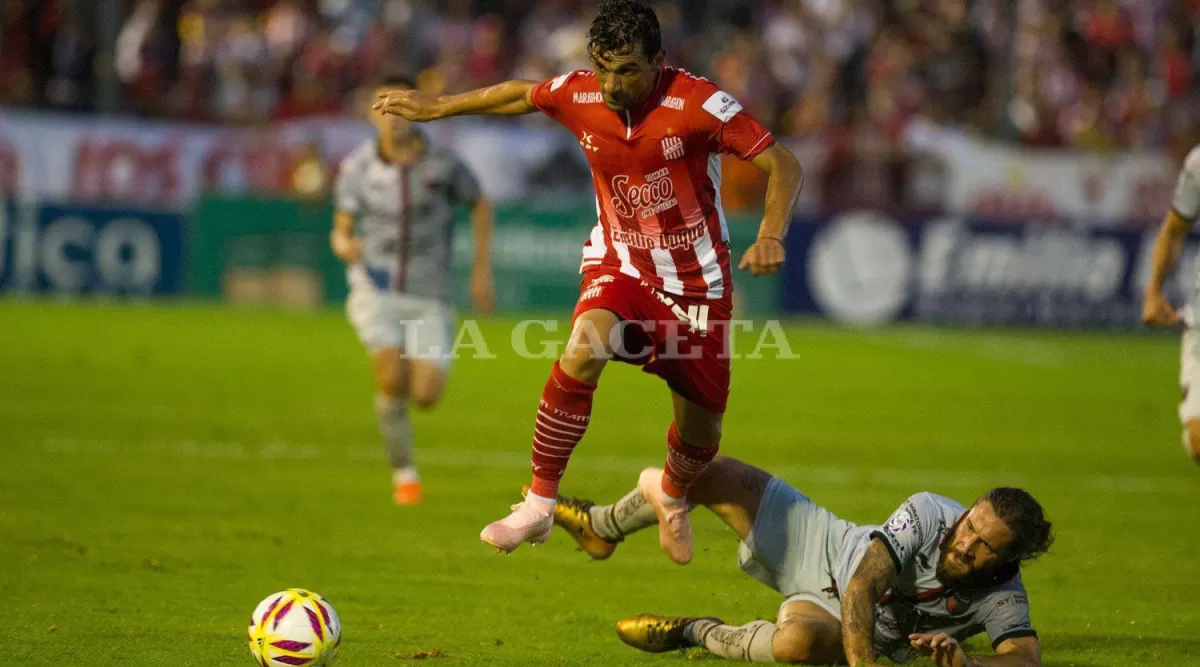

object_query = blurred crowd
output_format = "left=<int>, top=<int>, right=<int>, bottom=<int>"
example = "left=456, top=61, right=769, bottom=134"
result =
left=2, top=0, right=1198, bottom=153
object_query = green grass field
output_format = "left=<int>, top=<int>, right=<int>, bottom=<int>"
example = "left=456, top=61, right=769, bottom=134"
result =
left=3, top=301, right=1199, bottom=666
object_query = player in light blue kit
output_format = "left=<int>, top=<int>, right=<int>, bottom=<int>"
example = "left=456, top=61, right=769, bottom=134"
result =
left=546, top=458, right=1051, bottom=665
left=331, top=72, right=495, bottom=505
left=1143, top=143, right=1200, bottom=464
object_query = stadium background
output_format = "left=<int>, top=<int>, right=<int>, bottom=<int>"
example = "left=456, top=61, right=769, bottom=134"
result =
left=3, top=1, right=1200, bottom=665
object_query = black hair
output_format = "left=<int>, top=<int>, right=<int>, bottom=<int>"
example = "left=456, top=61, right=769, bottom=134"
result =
left=981, top=488, right=1054, bottom=563
left=587, top=0, right=662, bottom=60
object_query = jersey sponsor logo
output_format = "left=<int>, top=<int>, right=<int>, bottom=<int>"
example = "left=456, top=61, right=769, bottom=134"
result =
left=661, top=96, right=685, bottom=110
left=662, top=136, right=685, bottom=161
left=573, top=92, right=604, bottom=104
left=888, top=509, right=913, bottom=534
left=611, top=224, right=704, bottom=251
left=610, top=167, right=679, bottom=219
left=702, top=91, right=743, bottom=122
left=588, top=274, right=616, bottom=287
left=580, top=131, right=600, bottom=153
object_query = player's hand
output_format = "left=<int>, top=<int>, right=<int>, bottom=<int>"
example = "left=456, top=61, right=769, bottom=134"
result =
left=909, top=633, right=973, bottom=667
left=738, top=236, right=785, bottom=276
left=1142, top=289, right=1181, bottom=328
left=471, top=268, right=495, bottom=315
left=331, top=233, right=363, bottom=264
left=372, top=89, right=443, bottom=122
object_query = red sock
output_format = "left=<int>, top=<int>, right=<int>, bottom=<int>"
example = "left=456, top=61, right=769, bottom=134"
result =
left=662, top=422, right=719, bottom=500
left=529, top=361, right=596, bottom=498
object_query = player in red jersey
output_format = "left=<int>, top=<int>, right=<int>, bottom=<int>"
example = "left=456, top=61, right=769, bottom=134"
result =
left=375, top=0, right=804, bottom=562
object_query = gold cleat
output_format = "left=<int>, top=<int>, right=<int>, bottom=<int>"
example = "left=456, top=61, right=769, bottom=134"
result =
left=522, top=485, right=620, bottom=560
left=615, top=614, right=721, bottom=653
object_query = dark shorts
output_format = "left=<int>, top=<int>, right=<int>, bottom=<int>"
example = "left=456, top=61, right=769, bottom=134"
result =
left=571, top=268, right=732, bottom=413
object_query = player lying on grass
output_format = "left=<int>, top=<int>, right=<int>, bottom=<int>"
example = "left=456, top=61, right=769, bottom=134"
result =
left=543, top=458, right=1052, bottom=665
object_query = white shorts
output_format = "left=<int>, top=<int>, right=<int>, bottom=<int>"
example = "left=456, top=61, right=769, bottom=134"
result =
left=1180, top=328, right=1200, bottom=422
left=737, top=478, right=855, bottom=620
left=346, top=268, right=454, bottom=370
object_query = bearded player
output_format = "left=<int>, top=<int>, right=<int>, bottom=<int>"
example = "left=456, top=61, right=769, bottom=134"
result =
left=376, top=0, right=804, bottom=558
left=545, top=458, right=1051, bottom=665
left=1143, top=143, right=1200, bottom=465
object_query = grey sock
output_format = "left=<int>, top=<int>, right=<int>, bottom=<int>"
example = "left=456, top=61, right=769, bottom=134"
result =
left=686, top=620, right=777, bottom=662
left=375, top=394, right=413, bottom=470
left=588, top=487, right=658, bottom=541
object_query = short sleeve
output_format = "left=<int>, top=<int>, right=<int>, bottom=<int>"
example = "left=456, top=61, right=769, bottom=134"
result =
left=978, top=588, right=1037, bottom=650
left=1172, top=149, right=1200, bottom=222
left=530, top=71, right=583, bottom=123
left=869, top=493, right=940, bottom=572
left=449, top=159, right=482, bottom=207
left=334, top=152, right=365, bottom=215
left=693, top=86, right=774, bottom=160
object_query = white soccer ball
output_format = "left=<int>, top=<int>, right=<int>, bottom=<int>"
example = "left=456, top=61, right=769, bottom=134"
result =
left=248, top=588, right=341, bottom=667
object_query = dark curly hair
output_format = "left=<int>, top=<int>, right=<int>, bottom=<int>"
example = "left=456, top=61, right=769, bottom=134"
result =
left=587, top=0, right=662, bottom=60
left=981, top=487, right=1054, bottom=563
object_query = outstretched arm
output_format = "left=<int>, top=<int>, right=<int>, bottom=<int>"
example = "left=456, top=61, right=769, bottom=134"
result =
left=841, top=538, right=898, bottom=667
left=908, top=633, right=1041, bottom=667
left=373, top=80, right=539, bottom=121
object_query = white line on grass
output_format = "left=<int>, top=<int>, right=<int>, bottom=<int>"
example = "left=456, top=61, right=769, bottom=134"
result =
left=41, top=437, right=1198, bottom=496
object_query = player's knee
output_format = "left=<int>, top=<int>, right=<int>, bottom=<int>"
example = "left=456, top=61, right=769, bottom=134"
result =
left=374, top=364, right=405, bottom=398
left=1185, top=420, right=1200, bottom=464
left=558, top=345, right=606, bottom=383
left=409, top=381, right=444, bottom=409
left=771, top=623, right=821, bottom=664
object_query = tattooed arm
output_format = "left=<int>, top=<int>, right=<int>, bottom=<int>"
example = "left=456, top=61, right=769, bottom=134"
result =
left=841, top=538, right=899, bottom=667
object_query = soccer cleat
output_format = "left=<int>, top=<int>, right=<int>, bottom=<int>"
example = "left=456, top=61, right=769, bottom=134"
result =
left=615, top=614, right=721, bottom=653
left=393, top=480, right=422, bottom=505
left=637, top=467, right=693, bottom=565
left=479, top=497, right=554, bottom=553
left=523, top=485, right=619, bottom=560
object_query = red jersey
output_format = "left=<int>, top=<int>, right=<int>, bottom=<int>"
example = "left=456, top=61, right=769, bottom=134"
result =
left=531, top=67, right=775, bottom=301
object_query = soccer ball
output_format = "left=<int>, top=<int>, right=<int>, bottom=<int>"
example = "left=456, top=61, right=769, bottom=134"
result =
left=248, top=588, right=341, bottom=666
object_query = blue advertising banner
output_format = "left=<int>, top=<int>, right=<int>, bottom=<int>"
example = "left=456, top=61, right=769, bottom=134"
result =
left=0, top=200, right=186, bottom=296
left=783, top=211, right=1197, bottom=329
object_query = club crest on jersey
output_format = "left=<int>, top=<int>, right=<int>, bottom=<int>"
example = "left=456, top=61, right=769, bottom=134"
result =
left=611, top=167, right=678, bottom=219
left=661, top=136, right=685, bottom=161
left=573, top=92, right=603, bottom=104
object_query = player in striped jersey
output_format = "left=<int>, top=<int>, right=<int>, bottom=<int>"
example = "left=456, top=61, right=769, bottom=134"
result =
left=375, top=0, right=804, bottom=556
left=333, top=72, right=495, bottom=505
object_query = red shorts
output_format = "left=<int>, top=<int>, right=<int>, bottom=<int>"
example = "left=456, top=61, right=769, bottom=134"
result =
left=571, top=268, right=733, bottom=414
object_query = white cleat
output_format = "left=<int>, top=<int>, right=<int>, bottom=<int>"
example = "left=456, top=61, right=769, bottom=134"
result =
left=637, top=468, right=693, bottom=565
left=480, top=498, right=554, bottom=554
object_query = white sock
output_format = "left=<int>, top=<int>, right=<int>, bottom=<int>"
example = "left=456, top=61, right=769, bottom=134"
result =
left=392, top=467, right=419, bottom=485
left=527, top=491, right=556, bottom=508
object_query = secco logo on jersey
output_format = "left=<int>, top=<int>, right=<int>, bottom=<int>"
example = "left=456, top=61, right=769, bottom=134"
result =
left=573, top=92, right=603, bottom=104
left=611, top=167, right=678, bottom=220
